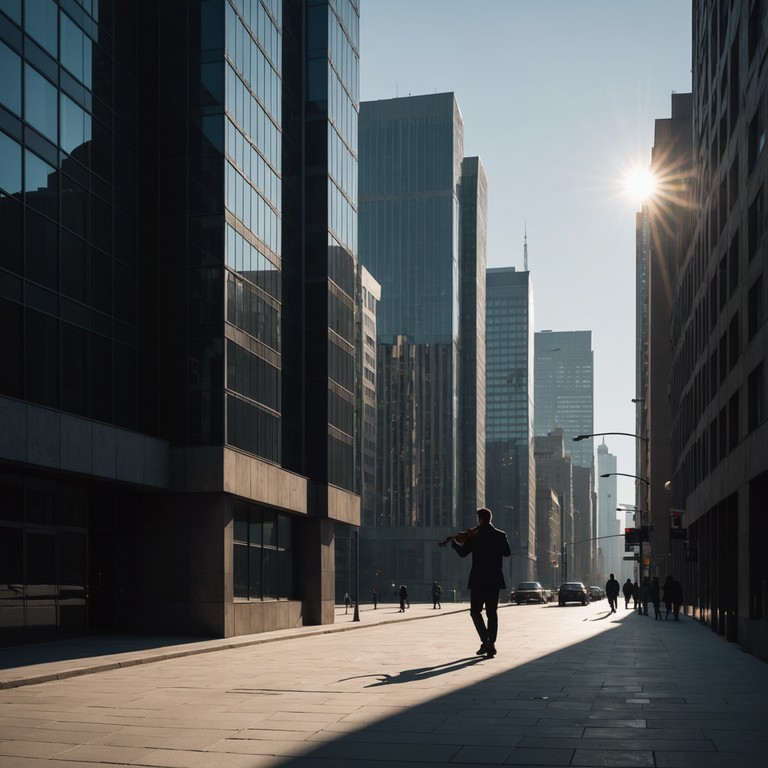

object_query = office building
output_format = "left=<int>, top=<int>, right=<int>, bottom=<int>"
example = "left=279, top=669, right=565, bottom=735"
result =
left=358, top=93, right=486, bottom=600
left=486, top=266, right=535, bottom=584
left=596, top=440, right=623, bottom=582
left=534, top=430, right=574, bottom=581
left=0, top=0, right=360, bottom=644
left=637, top=93, right=693, bottom=584
left=663, top=0, right=768, bottom=660
left=534, top=330, right=595, bottom=468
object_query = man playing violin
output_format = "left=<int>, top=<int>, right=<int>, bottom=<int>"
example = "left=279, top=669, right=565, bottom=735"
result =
left=450, top=507, right=511, bottom=658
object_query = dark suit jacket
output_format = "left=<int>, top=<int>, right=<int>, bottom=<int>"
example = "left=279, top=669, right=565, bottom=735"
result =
left=452, top=523, right=511, bottom=590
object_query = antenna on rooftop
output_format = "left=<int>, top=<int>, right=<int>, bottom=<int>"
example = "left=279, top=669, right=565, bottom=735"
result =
left=523, top=223, right=529, bottom=271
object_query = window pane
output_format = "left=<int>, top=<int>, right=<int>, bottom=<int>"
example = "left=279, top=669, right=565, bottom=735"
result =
left=234, top=542, right=248, bottom=597
left=60, top=13, right=85, bottom=83
left=0, top=41, right=21, bottom=116
left=0, top=131, right=22, bottom=195
left=60, top=93, right=91, bottom=155
left=25, top=0, right=58, bottom=54
left=24, top=65, right=58, bottom=142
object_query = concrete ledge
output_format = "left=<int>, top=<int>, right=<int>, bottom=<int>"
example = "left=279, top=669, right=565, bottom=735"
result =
left=0, top=395, right=170, bottom=489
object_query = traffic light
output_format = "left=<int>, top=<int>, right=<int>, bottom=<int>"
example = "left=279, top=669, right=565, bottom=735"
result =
left=625, top=527, right=640, bottom=551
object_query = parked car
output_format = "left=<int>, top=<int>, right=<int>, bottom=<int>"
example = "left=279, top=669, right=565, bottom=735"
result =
left=588, top=585, right=604, bottom=601
left=558, top=581, right=590, bottom=606
left=513, top=581, right=547, bottom=604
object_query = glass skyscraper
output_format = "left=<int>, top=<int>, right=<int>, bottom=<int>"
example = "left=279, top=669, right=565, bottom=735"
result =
left=358, top=93, right=486, bottom=600
left=485, top=267, right=536, bottom=584
left=534, top=330, right=595, bottom=468
left=0, top=0, right=360, bottom=644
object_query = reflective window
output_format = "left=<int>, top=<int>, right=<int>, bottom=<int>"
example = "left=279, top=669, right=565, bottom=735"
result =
left=60, top=12, right=92, bottom=88
left=24, top=65, right=58, bottom=142
left=0, top=0, right=22, bottom=24
left=233, top=503, right=293, bottom=600
left=0, top=41, right=21, bottom=116
left=0, top=131, right=22, bottom=196
left=25, top=0, right=58, bottom=54
left=24, top=149, right=53, bottom=193
left=60, top=92, right=92, bottom=155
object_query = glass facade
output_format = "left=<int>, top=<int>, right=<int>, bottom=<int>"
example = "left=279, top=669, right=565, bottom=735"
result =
left=0, top=0, right=141, bottom=641
left=223, top=0, right=283, bottom=463
left=534, top=331, right=595, bottom=469
left=1, top=0, right=361, bottom=643
left=360, top=93, right=463, bottom=528
left=0, top=0, right=136, bottom=426
left=299, top=0, right=359, bottom=491
left=486, top=268, right=536, bottom=583
left=233, top=502, right=293, bottom=600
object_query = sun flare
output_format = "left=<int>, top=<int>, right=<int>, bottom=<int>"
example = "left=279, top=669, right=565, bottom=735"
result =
left=626, top=168, right=657, bottom=204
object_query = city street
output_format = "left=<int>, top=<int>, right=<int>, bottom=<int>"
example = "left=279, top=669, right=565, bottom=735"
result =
left=1, top=600, right=767, bottom=767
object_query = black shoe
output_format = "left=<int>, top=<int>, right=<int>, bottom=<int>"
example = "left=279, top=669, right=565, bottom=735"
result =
left=486, top=644, right=497, bottom=658
left=476, top=643, right=488, bottom=655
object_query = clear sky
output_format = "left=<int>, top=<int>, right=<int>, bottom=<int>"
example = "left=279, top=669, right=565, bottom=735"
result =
left=359, top=0, right=692, bottom=510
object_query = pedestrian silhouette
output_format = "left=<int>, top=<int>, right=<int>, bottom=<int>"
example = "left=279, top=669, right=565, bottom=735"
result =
left=605, top=573, right=620, bottom=613
left=649, top=576, right=661, bottom=619
left=431, top=581, right=442, bottom=609
left=398, top=584, right=408, bottom=612
left=639, top=578, right=649, bottom=615
left=622, top=578, right=633, bottom=609
left=344, top=593, right=351, bottom=614
left=662, top=575, right=674, bottom=620
left=449, top=507, right=511, bottom=658
left=372, top=588, right=378, bottom=610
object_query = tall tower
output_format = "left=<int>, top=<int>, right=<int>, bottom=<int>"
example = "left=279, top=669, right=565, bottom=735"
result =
left=486, top=267, right=536, bottom=584
left=596, top=441, right=622, bottom=582
left=534, top=330, right=595, bottom=468
left=0, top=0, right=361, bottom=644
left=358, top=92, right=487, bottom=600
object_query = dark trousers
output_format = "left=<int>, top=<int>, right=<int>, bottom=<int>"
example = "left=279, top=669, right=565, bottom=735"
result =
left=470, top=587, right=500, bottom=644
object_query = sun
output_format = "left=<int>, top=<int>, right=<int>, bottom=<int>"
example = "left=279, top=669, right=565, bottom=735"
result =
left=626, top=167, right=657, bottom=204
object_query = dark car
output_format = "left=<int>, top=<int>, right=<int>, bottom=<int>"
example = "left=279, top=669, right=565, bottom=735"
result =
left=558, top=581, right=589, bottom=606
left=513, top=581, right=546, bottom=604
left=588, top=585, right=604, bottom=601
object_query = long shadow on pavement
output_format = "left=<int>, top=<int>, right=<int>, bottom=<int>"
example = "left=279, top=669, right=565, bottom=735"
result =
left=254, top=610, right=768, bottom=768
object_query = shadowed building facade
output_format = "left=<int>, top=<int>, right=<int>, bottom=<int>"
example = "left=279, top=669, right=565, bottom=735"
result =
left=662, top=0, right=768, bottom=661
left=0, top=0, right=360, bottom=644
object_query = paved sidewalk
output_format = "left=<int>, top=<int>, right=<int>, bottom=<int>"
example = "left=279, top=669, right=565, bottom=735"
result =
left=0, top=602, right=468, bottom=690
left=0, top=602, right=767, bottom=767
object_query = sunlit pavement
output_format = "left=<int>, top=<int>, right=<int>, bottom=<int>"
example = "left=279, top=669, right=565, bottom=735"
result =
left=1, top=600, right=767, bottom=767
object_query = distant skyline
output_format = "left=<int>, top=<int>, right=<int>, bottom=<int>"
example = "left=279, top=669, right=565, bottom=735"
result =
left=360, top=0, right=692, bottom=507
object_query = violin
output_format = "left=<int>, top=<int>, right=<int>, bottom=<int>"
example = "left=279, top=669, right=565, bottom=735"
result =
left=438, top=525, right=480, bottom=547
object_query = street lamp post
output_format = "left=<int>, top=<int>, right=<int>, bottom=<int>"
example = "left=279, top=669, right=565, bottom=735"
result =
left=352, top=528, right=360, bottom=622
left=573, top=432, right=649, bottom=443
left=602, top=473, right=650, bottom=579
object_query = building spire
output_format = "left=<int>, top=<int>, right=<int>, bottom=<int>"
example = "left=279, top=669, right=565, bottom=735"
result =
left=523, top=223, right=528, bottom=271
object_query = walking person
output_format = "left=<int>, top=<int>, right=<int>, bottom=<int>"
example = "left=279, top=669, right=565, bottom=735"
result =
left=662, top=575, right=674, bottom=620
left=605, top=573, right=620, bottom=614
left=670, top=576, right=683, bottom=620
left=622, top=578, right=634, bottom=609
left=344, top=592, right=351, bottom=614
left=372, top=588, right=378, bottom=610
left=449, top=507, right=511, bottom=658
left=431, top=581, right=442, bottom=609
left=632, top=581, right=639, bottom=610
left=649, top=576, right=661, bottom=619
left=398, top=584, right=408, bottom=612
left=639, top=578, right=649, bottom=616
